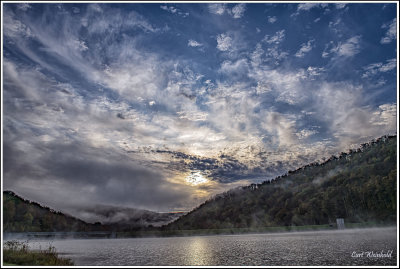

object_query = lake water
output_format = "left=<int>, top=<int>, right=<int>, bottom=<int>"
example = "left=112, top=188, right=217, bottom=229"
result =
left=9, top=227, right=398, bottom=266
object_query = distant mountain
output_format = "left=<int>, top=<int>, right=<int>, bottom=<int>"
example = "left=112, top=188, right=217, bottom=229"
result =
left=166, top=135, right=397, bottom=230
left=3, top=191, right=185, bottom=233
left=3, top=191, right=106, bottom=232
left=71, top=205, right=185, bottom=229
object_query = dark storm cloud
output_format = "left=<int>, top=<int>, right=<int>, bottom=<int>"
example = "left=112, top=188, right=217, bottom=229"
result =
left=3, top=138, right=193, bottom=212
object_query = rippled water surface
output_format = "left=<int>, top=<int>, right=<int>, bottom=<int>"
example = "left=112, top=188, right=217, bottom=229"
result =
left=24, top=227, right=396, bottom=266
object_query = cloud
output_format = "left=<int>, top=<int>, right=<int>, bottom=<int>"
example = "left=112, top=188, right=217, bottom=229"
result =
left=176, top=111, right=208, bottom=121
left=306, top=66, right=326, bottom=78
left=160, top=5, right=189, bottom=17
left=216, top=33, right=233, bottom=51
left=380, top=18, right=397, bottom=44
left=268, top=70, right=308, bottom=104
left=263, top=30, right=285, bottom=44
left=295, top=39, right=314, bottom=58
left=17, top=3, right=31, bottom=11
left=249, top=48, right=396, bottom=154
left=72, top=39, right=89, bottom=51
left=297, top=129, right=318, bottom=139
left=208, top=3, right=246, bottom=19
left=292, top=3, right=328, bottom=16
left=265, top=47, right=288, bottom=64
left=2, top=59, right=206, bottom=212
left=323, top=36, right=362, bottom=58
left=3, top=11, right=34, bottom=38
left=219, top=59, right=249, bottom=77
left=322, top=42, right=334, bottom=58
left=262, top=112, right=298, bottom=148
left=379, top=59, right=397, bottom=72
left=250, top=43, right=264, bottom=67
left=188, top=39, right=203, bottom=47
left=371, top=104, right=397, bottom=129
left=328, top=18, right=342, bottom=35
left=335, top=3, right=347, bottom=9
left=88, top=3, right=103, bottom=13
left=335, top=36, right=361, bottom=57
left=231, top=3, right=246, bottom=19
left=208, top=3, right=227, bottom=15
left=4, top=139, right=195, bottom=212
left=362, top=58, right=396, bottom=78
left=257, top=30, right=288, bottom=64
left=313, top=82, right=397, bottom=149
left=84, top=8, right=160, bottom=35
left=3, top=4, right=160, bottom=88
left=267, top=16, right=277, bottom=23
left=297, top=3, right=327, bottom=11
left=160, top=5, right=177, bottom=14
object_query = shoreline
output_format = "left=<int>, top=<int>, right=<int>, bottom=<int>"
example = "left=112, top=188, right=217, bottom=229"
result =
left=3, top=222, right=396, bottom=240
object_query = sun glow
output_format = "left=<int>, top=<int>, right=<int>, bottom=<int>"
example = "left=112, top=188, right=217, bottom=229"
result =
left=185, top=171, right=209, bottom=186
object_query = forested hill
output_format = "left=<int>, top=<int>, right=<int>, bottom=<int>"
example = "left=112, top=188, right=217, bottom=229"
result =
left=167, top=135, right=397, bottom=230
left=3, top=191, right=184, bottom=232
left=3, top=191, right=106, bottom=232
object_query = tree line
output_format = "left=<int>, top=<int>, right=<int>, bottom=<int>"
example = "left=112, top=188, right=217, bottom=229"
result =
left=166, top=135, right=397, bottom=230
left=3, top=191, right=106, bottom=232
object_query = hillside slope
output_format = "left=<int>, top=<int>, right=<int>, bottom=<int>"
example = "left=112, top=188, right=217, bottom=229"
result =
left=3, top=191, right=106, bottom=232
left=3, top=191, right=184, bottom=232
left=167, top=135, right=397, bottom=230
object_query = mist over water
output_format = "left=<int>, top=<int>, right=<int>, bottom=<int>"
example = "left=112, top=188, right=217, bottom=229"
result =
left=14, top=227, right=397, bottom=266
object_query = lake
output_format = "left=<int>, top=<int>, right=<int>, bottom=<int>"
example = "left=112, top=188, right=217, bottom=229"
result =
left=7, top=227, right=397, bottom=266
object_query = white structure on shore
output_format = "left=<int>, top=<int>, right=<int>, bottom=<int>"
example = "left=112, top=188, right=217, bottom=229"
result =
left=336, top=218, right=345, bottom=229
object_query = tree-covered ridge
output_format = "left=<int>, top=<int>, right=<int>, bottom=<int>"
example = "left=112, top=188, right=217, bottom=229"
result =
left=3, top=191, right=183, bottom=233
left=167, top=135, right=397, bottom=230
left=3, top=191, right=105, bottom=232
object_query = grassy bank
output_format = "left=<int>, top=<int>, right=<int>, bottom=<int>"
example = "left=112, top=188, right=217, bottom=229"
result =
left=3, top=240, right=73, bottom=266
left=117, top=221, right=394, bottom=238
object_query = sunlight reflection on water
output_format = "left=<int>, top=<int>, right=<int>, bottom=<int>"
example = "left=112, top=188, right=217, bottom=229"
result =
left=185, top=237, right=210, bottom=265
left=22, top=227, right=397, bottom=266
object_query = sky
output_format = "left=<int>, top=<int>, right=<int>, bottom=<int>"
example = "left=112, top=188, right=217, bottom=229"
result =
left=2, top=2, right=398, bottom=217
